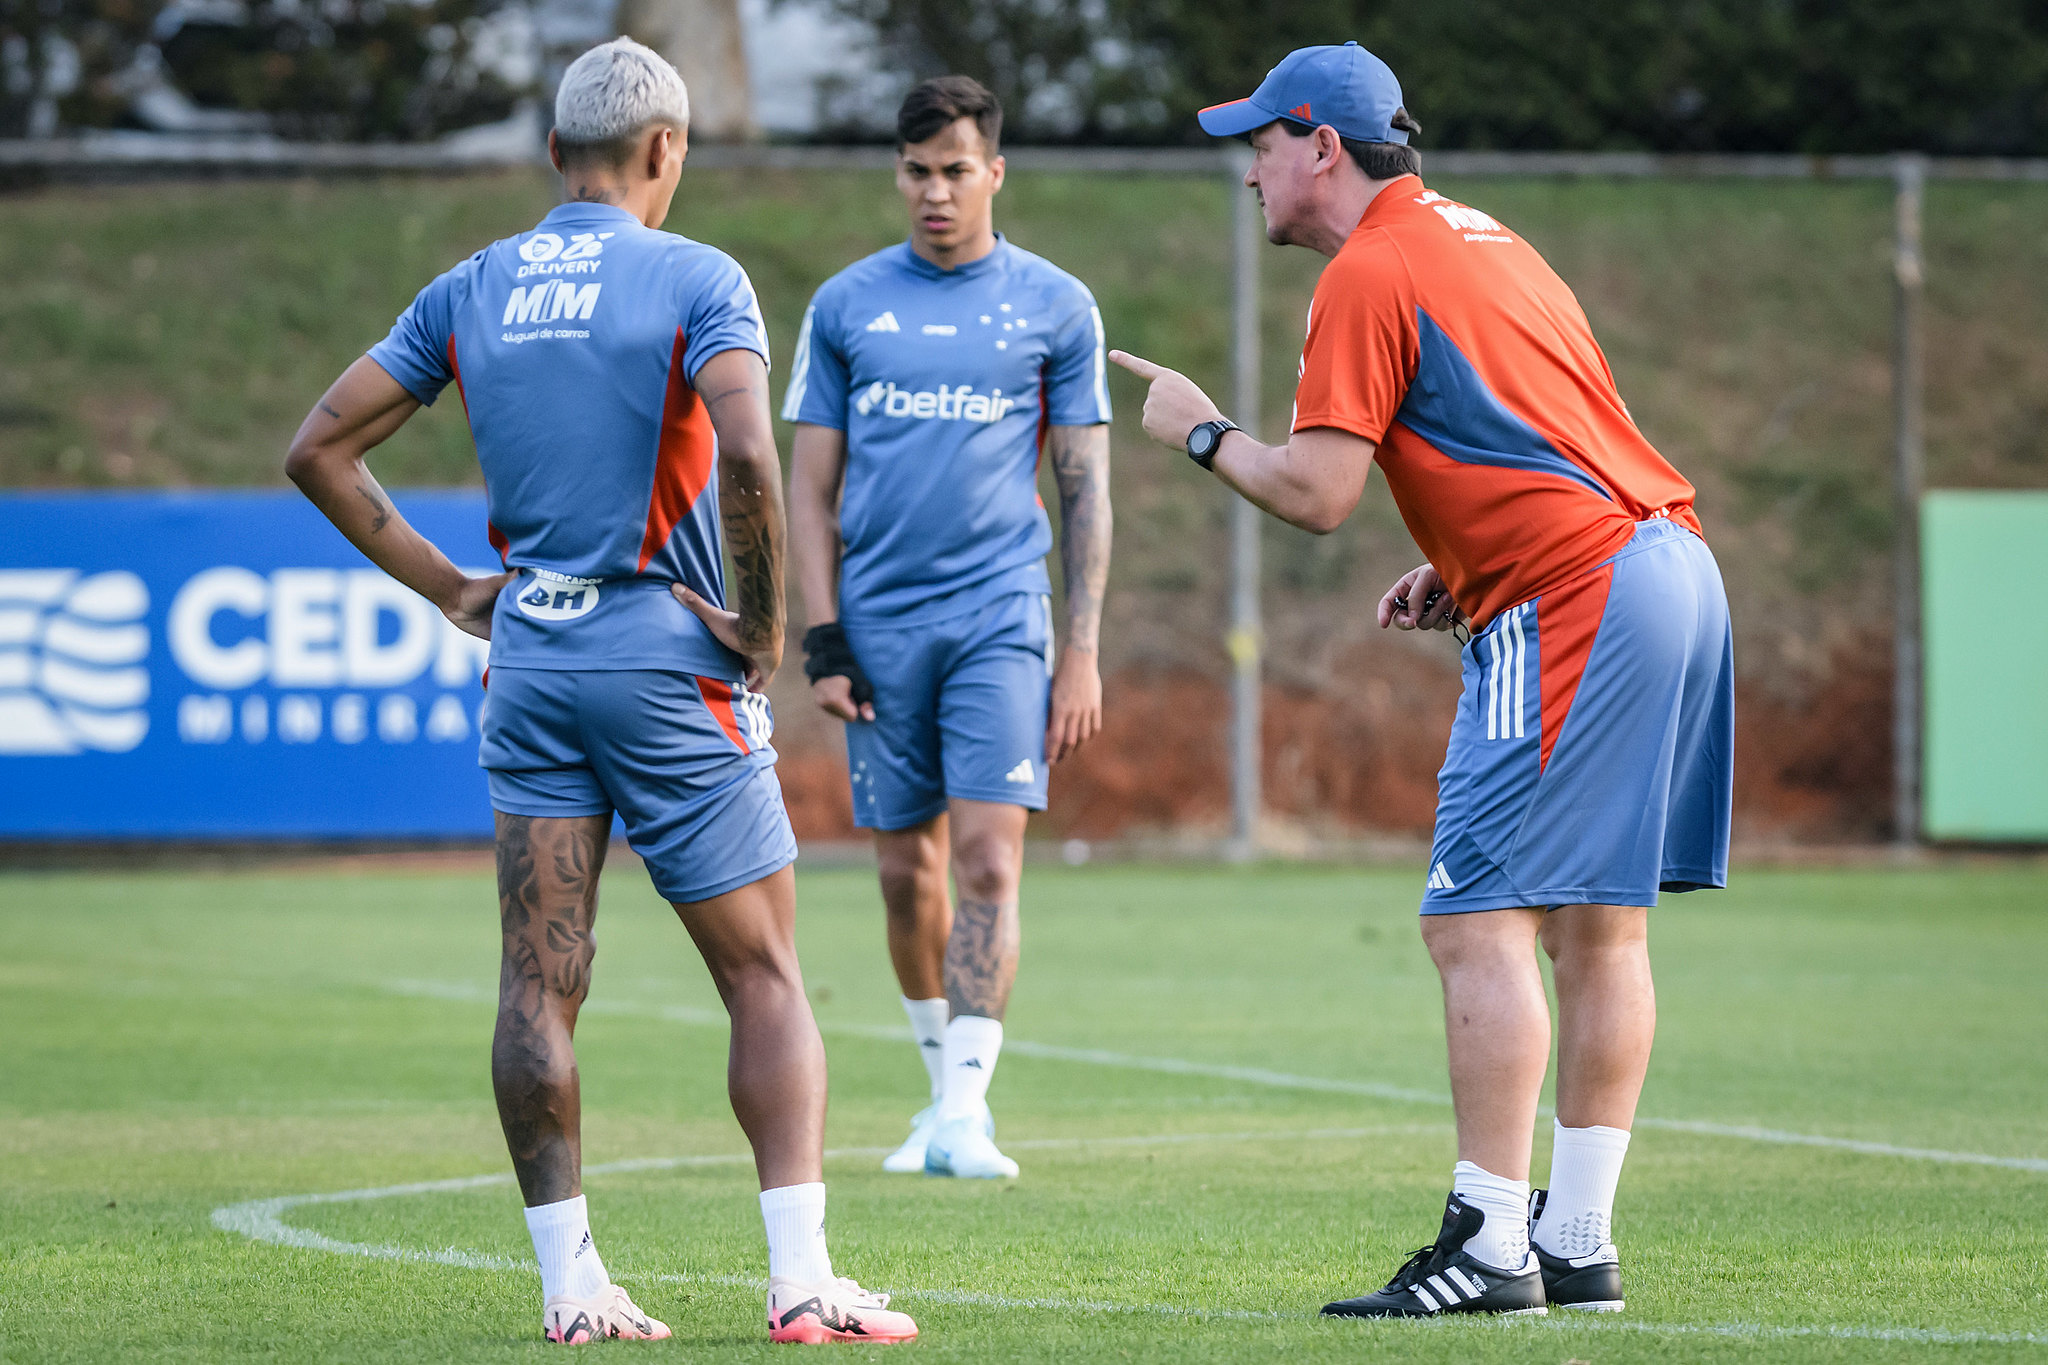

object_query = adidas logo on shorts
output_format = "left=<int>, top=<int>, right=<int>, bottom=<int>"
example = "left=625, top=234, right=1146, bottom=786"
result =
left=1004, top=759, right=1034, bottom=784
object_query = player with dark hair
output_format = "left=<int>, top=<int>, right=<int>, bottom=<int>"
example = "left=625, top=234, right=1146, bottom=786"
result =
left=1113, top=42, right=1732, bottom=1319
left=282, top=37, right=916, bottom=1347
left=784, top=75, right=1114, bottom=1180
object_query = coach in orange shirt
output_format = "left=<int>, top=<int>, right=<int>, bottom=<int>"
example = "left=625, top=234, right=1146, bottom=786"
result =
left=1112, top=42, right=1732, bottom=1321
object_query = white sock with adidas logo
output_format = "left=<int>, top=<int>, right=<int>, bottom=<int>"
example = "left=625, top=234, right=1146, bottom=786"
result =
left=760, top=1182, right=834, bottom=1285
left=525, top=1193, right=610, bottom=1302
left=901, top=995, right=949, bottom=1102
left=938, top=1014, right=1003, bottom=1122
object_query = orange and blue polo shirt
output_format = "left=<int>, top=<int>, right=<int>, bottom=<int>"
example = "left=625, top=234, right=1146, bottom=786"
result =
left=1291, top=174, right=1702, bottom=631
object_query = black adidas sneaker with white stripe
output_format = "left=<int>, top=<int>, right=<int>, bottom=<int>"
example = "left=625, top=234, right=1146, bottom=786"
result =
left=1528, top=1188, right=1625, bottom=1312
left=1321, top=1193, right=1547, bottom=1319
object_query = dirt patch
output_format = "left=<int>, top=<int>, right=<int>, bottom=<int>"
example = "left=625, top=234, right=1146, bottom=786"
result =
left=776, top=641, right=1893, bottom=845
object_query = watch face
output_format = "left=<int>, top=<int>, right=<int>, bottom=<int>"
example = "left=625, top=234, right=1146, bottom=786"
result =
left=1190, top=424, right=1217, bottom=457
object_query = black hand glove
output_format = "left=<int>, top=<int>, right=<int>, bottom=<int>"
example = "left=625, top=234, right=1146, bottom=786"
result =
left=802, top=623, right=875, bottom=706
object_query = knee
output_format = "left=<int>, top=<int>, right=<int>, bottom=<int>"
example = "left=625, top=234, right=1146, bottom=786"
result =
left=707, top=943, right=805, bottom=1007
left=878, top=845, right=947, bottom=918
left=1422, top=913, right=1531, bottom=978
left=952, top=835, right=1019, bottom=905
left=1547, top=906, right=1649, bottom=965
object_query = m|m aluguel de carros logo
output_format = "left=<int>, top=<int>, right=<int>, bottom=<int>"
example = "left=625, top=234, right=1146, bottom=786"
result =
left=0, top=570, right=151, bottom=754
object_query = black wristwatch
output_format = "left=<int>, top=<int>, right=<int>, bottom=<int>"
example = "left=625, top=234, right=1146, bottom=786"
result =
left=1185, top=418, right=1239, bottom=470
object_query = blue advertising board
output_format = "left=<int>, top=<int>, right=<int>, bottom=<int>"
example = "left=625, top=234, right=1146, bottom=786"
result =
left=1, top=491, right=499, bottom=839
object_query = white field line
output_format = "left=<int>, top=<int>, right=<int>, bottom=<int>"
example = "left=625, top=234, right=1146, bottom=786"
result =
left=210, top=1130, right=2048, bottom=1350
left=385, top=979, right=2048, bottom=1174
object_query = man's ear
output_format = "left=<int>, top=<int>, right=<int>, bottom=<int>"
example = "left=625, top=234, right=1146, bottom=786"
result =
left=988, top=154, right=1005, bottom=194
left=1314, top=124, right=1344, bottom=176
left=548, top=128, right=564, bottom=174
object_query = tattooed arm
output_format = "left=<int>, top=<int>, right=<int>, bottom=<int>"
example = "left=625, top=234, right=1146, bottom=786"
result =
left=285, top=356, right=511, bottom=638
left=671, top=347, right=787, bottom=686
left=1045, top=423, right=1112, bottom=763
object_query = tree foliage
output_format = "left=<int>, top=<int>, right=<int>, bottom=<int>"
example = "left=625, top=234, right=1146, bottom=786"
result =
left=3, top=0, right=527, bottom=140
left=813, top=0, right=2048, bottom=153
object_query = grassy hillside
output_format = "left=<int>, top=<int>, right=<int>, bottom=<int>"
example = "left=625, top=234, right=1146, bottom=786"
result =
left=4, top=170, right=2044, bottom=839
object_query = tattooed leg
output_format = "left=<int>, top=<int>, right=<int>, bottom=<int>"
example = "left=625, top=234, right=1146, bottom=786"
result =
left=943, top=798, right=1028, bottom=1021
left=669, top=864, right=825, bottom=1190
left=492, top=811, right=610, bottom=1206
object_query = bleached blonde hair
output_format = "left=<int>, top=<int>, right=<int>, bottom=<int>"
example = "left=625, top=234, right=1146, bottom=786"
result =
left=553, top=38, right=690, bottom=164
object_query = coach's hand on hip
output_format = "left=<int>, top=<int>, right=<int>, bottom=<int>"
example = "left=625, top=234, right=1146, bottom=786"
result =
left=1108, top=351, right=1224, bottom=449
left=673, top=584, right=780, bottom=690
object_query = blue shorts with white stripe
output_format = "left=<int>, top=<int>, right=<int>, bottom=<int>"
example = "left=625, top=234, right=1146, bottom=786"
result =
left=1421, top=518, right=1733, bottom=914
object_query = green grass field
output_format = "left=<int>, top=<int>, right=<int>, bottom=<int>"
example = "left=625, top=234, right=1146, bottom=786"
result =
left=4, top=860, right=2046, bottom=1362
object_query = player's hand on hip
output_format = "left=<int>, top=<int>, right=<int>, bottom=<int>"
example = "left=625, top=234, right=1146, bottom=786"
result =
left=812, top=674, right=874, bottom=724
left=1108, top=350, right=1225, bottom=450
left=672, top=584, right=779, bottom=690
left=1046, top=646, right=1102, bottom=764
left=1377, top=563, right=1464, bottom=633
left=440, top=571, right=515, bottom=640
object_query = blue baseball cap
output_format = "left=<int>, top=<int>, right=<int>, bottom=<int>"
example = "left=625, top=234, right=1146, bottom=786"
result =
left=1197, top=41, right=1408, bottom=144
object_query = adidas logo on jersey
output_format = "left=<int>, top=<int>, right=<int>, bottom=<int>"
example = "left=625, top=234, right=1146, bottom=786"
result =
left=852, top=381, right=1018, bottom=424
left=865, top=311, right=901, bottom=333
left=1004, top=759, right=1034, bottom=785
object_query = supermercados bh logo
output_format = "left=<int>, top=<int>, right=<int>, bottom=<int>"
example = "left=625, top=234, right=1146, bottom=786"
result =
left=0, top=570, right=152, bottom=754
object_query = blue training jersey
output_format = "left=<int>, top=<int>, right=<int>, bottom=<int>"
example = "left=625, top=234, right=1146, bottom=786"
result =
left=781, top=237, right=1110, bottom=624
left=367, top=201, right=769, bottom=677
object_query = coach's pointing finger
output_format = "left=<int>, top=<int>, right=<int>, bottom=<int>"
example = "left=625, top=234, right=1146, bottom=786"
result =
left=1109, top=351, right=1227, bottom=450
left=1107, top=349, right=1164, bottom=380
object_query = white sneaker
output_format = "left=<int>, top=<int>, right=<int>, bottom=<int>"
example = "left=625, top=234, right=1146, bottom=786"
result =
left=882, top=1102, right=994, bottom=1173
left=881, top=1105, right=940, bottom=1173
left=923, top=1114, right=1018, bottom=1179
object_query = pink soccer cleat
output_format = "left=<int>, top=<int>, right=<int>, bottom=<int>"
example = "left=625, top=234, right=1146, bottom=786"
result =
left=767, top=1276, right=919, bottom=1344
left=542, top=1285, right=672, bottom=1343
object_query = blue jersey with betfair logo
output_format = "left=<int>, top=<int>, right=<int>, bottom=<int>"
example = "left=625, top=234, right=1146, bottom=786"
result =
left=367, top=201, right=768, bottom=677
left=781, top=238, right=1110, bottom=624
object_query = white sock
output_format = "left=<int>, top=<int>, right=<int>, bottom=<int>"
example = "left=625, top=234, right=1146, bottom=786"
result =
left=1535, top=1121, right=1631, bottom=1258
left=901, top=996, right=949, bottom=1103
left=760, top=1182, right=833, bottom=1285
left=524, top=1194, right=610, bottom=1302
left=937, top=1014, right=1003, bottom=1122
left=1451, top=1160, right=1532, bottom=1271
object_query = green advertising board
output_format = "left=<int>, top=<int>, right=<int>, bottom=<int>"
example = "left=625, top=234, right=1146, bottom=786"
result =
left=1922, top=491, right=2048, bottom=841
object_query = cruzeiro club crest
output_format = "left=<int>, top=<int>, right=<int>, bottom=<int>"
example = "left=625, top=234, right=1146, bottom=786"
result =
left=0, top=570, right=152, bottom=754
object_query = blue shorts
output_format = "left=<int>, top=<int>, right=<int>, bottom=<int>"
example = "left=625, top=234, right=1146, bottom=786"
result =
left=1422, top=518, right=1733, bottom=914
left=840, top=592, right=1054, bottom=831
left=479, top=667, right=798, bottom=904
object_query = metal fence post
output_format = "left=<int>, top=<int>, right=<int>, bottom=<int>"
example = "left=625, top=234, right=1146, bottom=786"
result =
left=1891, top=153, right=1927, bottom=847
left=1226, top=149, right=1262, bottom=862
